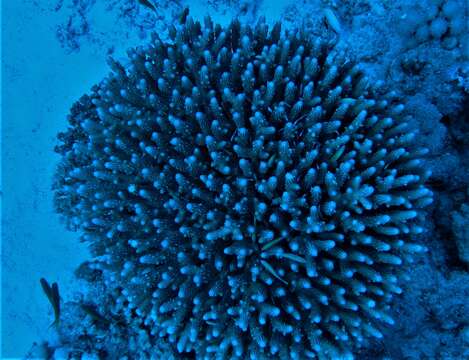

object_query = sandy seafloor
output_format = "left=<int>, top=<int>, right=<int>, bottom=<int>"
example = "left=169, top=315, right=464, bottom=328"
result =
left=2, top=0, right=469, bottom=359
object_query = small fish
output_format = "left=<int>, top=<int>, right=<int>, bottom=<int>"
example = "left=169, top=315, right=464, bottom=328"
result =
left=260, top=260, right=288, bottom=285
left=138, top=0, right=156, bottom=12
left=80, top=304, right=111, bottom=326
left=323, top=8, right=342, bottom=34
left=40, top=278, right=60, bottom=328
left=179, top=7, right=190, bottom=24
left=261, top=236, right=286, bottom=251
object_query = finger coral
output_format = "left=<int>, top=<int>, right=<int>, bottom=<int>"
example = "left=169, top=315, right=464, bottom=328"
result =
left=401, top=0, right=468, bottom=52
left=53, top=13, right=432, bottom=359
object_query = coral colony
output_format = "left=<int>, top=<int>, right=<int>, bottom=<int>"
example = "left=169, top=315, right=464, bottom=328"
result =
left=401, top=0, right=467, bottom=50
left=53, top=13, right=432, bottom=359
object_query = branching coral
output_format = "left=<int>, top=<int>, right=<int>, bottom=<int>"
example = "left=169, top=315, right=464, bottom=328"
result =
left=27, top=263, right=180, bottom=360
left=53, top=12, right=432, bottom=359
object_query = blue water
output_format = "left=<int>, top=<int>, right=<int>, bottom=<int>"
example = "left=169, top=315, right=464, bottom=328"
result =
left=2, top=0, right=468, bottom=359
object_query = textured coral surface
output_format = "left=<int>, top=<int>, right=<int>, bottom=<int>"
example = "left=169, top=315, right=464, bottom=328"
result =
left=3, top=0, right=468, bottom=359
left=52, top=14, right=432, bottom=359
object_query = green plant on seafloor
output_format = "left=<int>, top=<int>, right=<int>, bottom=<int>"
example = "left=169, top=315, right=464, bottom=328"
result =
left=53, top=10, right=433, bottom=359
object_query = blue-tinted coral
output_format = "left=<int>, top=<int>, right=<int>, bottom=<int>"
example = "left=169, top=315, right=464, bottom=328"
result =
left=53, top=13, right=433, bottom=359
left=401, top=0, right=468, bottom=52
left=451, top=198, right=469, bottom=265
left=27, top=265, right=180, bottom=360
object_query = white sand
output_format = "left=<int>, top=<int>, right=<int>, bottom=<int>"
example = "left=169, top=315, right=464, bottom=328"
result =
left=2, top=1, right=102, bottom=356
